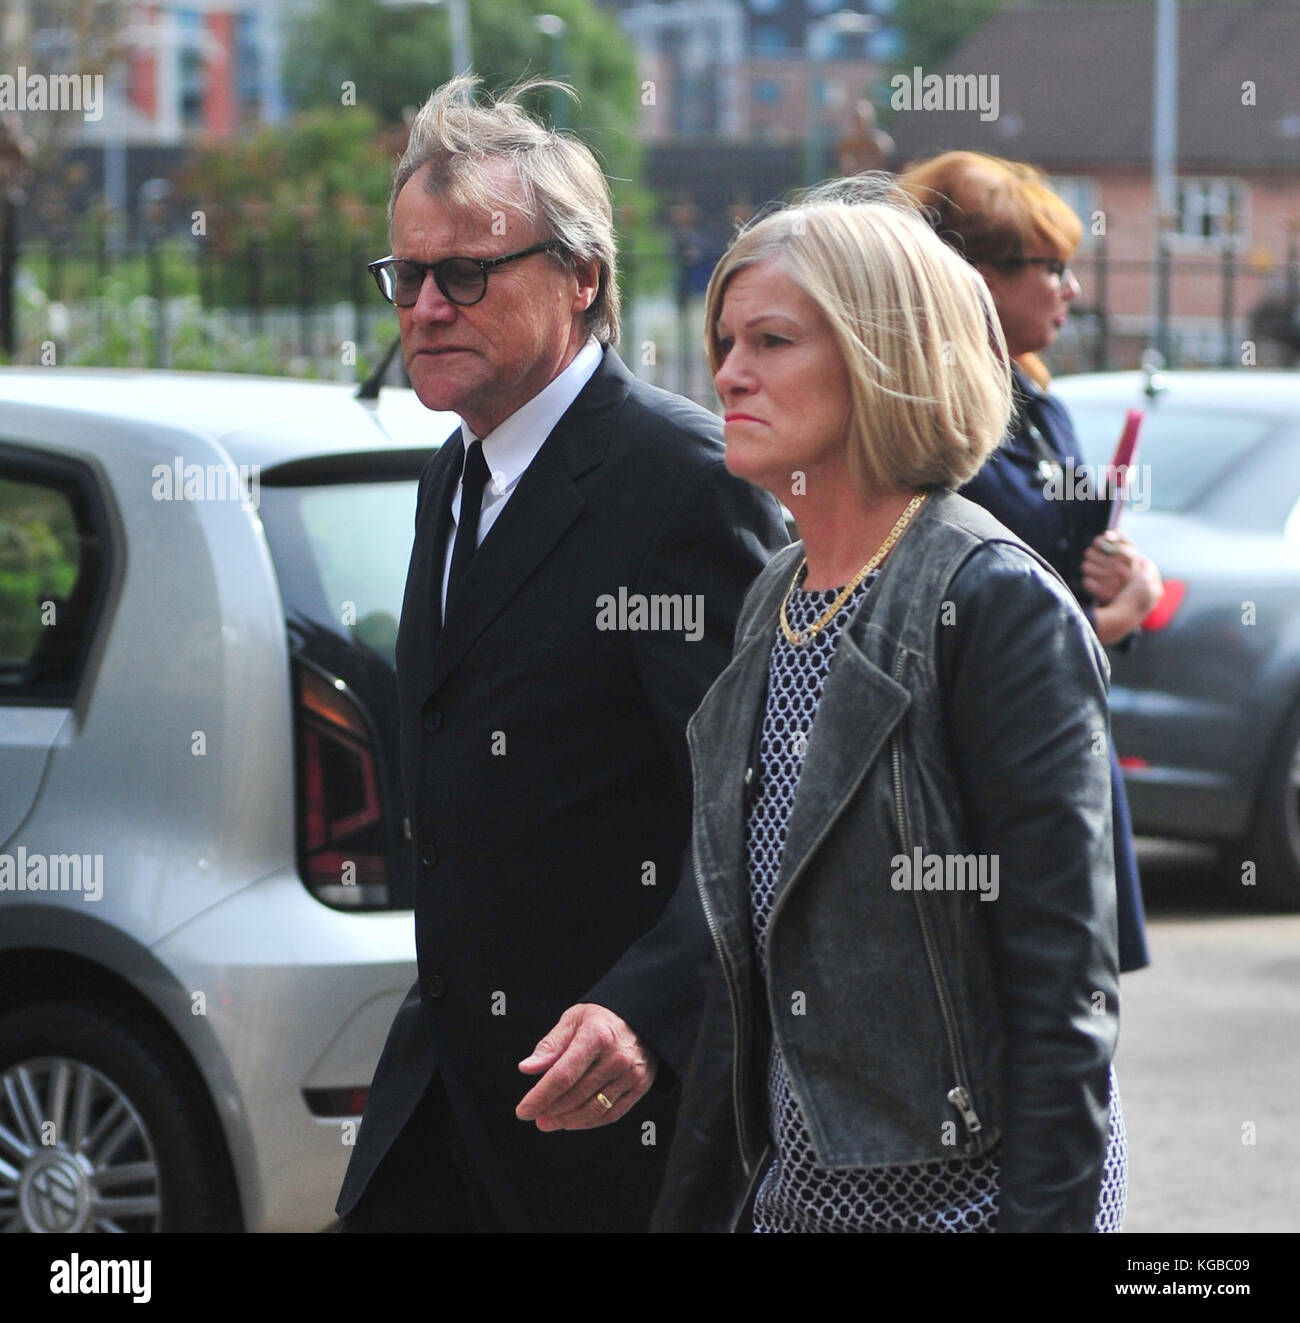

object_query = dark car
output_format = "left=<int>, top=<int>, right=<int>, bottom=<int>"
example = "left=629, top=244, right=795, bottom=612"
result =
left=1055, top=368, right=1300, bottom=908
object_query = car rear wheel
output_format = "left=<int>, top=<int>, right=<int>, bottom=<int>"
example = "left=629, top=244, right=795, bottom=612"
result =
left=0, top=1001, right=241, bottom=1232
left=1247, top=704, right=1300, bottom=911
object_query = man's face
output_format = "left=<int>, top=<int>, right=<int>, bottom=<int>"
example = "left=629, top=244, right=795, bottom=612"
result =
left=390, top=160, right=598, bottom=436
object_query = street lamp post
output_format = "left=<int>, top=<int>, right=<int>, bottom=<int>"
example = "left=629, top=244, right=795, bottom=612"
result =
left=534, top=14, right=570, bottom=128
left=140, top=177, right=170, bottom=367
left=1151, top=0, right=1178, bottom=365
left=103, top=61, right=128, bottom=255
left=0, top=122, right=31, bottom=358
left=380, top=0, right=472, bottom=76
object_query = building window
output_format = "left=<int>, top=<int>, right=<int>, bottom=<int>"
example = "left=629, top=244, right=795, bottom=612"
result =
left=867, top=27, right=902, bottom=60
left=1047, top=176, right=1100, bottom=248
left=662, top=28, right=719, bottom=135
left=1174, top=178, right=1248, bottom=246
left=178, top=9, right=205, bottom=128
left=753, top=80, right=783, bottom=105
left=236, top=13, right=261, bottom=114
left=752, top=23, right=788, bottom=54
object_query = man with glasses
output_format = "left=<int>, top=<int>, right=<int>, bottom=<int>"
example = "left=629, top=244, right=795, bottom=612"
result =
left=336, top=76, right=786, bottom=1233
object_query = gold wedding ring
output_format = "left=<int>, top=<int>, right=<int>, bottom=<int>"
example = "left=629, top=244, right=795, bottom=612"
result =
left=595, top=1092, right=614, bottom=1111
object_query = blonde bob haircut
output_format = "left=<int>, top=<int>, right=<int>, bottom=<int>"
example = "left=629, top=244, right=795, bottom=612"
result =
left=705, top=177, right=1012, bottom=494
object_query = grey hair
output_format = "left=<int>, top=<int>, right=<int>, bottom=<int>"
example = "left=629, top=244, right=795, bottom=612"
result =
left=389, top=75, right=620, bottom=345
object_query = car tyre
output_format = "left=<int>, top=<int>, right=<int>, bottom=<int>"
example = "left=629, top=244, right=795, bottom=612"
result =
left=0, top=1000, right=241, bottom=1232
left=1246, top=703, right=1300, bottom=911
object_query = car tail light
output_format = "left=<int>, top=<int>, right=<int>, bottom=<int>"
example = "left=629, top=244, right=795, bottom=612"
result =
left=295, top=662, right=390, bottom=907
left=1118, top=756, right=1150, bottom=771
left=1141, top=579, right=1185, bottom=632
left=303, top=1087, right=369, bottom=1118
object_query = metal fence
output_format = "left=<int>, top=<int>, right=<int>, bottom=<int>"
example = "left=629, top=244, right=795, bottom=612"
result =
left=4, top=235, right=1299, bottom=396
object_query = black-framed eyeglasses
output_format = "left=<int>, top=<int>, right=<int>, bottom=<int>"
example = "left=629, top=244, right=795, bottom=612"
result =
left=367, top=242, right=561, bottom=308
left=992, top=256, right=1071, bottom=279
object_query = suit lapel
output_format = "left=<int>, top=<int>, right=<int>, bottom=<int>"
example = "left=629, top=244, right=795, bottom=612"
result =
left=423, top=348, right=635, bottom=701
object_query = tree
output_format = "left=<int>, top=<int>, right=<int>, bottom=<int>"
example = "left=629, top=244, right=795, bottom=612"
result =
left=178, top=0, right=666, bottom=307
left=172, top=106, right=400, bottom=304
left=282, top=0, right=645, bottom=208
left=0, top=0, right=128, bottom=173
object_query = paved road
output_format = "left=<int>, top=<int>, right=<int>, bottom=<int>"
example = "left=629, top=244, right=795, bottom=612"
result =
left=1117, top=840, right=1300, bottom=1233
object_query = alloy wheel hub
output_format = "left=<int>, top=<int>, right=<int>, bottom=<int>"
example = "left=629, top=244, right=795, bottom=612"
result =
left=18, top=1148, right=94, bottom=1232
left=0, top=1057, right=162, bottom=1232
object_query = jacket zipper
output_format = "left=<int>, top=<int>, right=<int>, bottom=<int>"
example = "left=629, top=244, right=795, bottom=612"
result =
left=890, top=647, right=985, bottom=1149
left=694, top=855, right=757, bottom=1177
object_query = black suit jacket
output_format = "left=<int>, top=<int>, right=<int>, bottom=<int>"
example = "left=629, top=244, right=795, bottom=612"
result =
left=336, top=347, right=787, bottom=1231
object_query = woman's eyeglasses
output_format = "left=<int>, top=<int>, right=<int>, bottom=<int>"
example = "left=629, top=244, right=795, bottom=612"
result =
left=993, top=256, right=1071, bottom=279
left=368, top=242, right=561, bottom=308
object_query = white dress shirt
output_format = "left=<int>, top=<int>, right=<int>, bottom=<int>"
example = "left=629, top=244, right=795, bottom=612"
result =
left=440, top=337, right=604, bottom=619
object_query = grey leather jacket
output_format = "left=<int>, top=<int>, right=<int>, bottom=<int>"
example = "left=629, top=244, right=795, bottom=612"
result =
left=652, top=489, right=1120, bottom=1233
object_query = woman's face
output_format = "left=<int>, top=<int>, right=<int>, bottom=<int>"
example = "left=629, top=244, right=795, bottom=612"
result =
left=712, top=260, right=853, bottom=502
left=978, top=254, right=1081, bottom=358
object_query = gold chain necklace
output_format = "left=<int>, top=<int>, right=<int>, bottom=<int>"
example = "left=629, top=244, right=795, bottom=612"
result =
left=779, top=493, right=928, bottom=648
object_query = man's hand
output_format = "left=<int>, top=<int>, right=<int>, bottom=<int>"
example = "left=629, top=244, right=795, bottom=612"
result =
left=516, top=1004, right=658, bottom=1132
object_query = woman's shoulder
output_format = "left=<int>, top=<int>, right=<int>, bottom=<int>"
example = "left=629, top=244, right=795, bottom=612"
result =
left=925, top=489, right=1045, bottom=564
left=940, top=533, right=1107, bottom=687
left=924, top=492, right=1085, bottom=621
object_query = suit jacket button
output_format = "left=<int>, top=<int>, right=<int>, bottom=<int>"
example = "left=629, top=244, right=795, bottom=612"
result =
left=419, top=844, right=438, bottom=868
left=422, top=705, right=442, bottom=733
left=427, top=974, right=447, bottom=998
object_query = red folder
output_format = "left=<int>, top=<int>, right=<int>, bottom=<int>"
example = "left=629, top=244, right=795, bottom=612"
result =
left=1106, top=409, right=1144, bottom=530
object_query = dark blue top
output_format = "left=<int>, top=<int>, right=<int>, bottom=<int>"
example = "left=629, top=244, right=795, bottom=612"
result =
left=961, top=365, right=1150, bottom=972
left=962, top=365, right=1108, bottom=611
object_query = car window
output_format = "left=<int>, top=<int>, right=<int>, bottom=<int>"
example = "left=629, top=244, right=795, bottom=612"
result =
left=1065, top=405, right=1273, bottom=513
left=0, top=466, right=101, bottom=701
left=259, top=480, right=417, bottom=667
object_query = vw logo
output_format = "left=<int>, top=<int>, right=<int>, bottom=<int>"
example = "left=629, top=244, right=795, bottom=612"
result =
left=20, top=1153, right=88, bottom=1233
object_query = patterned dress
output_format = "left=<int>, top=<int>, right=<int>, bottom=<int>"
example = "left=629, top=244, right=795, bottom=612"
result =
left=746, top=570, right=1127, bottom=1233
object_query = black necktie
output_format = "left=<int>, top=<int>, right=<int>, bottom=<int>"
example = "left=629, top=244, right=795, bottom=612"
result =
left=445, top=439, right=490, bottom=620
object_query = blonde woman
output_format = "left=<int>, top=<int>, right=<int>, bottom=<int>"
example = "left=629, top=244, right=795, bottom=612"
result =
left=651, top=181, right=1125, bottom=1233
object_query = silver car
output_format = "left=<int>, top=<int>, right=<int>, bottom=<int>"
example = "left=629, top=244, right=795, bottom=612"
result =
left=1055, top=368, right=1300, bottom=909
left=0, top=368, right=453, bottom=1230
